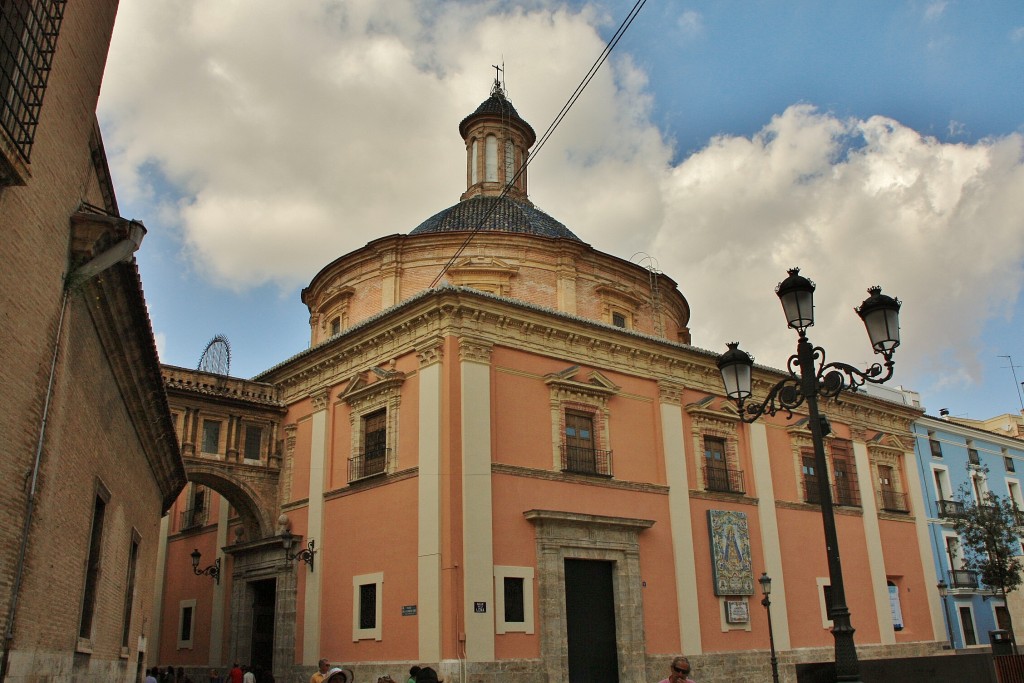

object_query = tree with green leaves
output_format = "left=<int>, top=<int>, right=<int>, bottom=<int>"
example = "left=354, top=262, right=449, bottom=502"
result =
left=953, top=464, right=1023, bottom=652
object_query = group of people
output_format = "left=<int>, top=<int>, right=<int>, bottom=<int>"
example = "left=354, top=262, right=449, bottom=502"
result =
left=310, top=659, right=444, bottom=683
left=144, top=667, right=194, bottom=683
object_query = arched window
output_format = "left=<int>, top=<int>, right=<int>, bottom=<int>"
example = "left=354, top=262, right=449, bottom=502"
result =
left=505, top=140, right=515, bottom=185
left=485, top=135, right=498, bottom=182
left=471, top=139, right=479, bottom=184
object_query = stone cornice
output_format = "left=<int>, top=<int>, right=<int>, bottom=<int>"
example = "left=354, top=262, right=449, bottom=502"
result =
left=256, top=289, right=922, bottom=434
left=687, top=489, right=760, bottom=506
left=492, top=463, right=669, bottom=494
left=458, top=337, right=493, bottom=364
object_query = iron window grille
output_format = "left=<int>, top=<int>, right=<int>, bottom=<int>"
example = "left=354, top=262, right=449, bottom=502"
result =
left=704, top=465, right=745, bottom=494
left=179, top=506, right=209, bottom=531
left=0, top=0, right=65, bottom=165
left=560, top=444, right=613, bottom=477
left=948, top=568, right=979, bottom=590
left=878, top=489, right=909, bottom=513
left=968, top=448, right=980, bottom=465
left=348, top=447, right=390, bottom=481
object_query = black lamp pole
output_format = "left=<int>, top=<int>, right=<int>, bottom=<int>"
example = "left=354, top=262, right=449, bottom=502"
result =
left=718, top=268, right=902, bottom=683
left=760, top=572, right=781, bottom=683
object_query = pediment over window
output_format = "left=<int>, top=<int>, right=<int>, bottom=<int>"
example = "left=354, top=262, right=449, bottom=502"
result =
left=868, top=432, right=909, bottom=457
left=685, top=395, right=741, bottom=423
left=595, top=283, right=644, bottom=309
left=339, top=366, right=406, bottom=408
left=544, top=366, right=620, bottom=398
left=448, top=256, right=519, bottom=295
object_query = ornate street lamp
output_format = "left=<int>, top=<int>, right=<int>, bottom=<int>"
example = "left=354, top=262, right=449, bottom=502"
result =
left=759, top=572, right=781, bottom=683
left=717, top=268, right=902, bottom=683
left=190, top=548, right=221, bottom=584
left=282, top=530, right=317, bottom=572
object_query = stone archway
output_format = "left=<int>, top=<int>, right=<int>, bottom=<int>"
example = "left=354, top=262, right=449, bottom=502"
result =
left=183, top=458, right=280, bottom=541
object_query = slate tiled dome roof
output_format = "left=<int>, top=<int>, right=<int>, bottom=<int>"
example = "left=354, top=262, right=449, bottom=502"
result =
left=411, top=195, right=581, bottom=241
left=458, top=92, right=536, bottom=142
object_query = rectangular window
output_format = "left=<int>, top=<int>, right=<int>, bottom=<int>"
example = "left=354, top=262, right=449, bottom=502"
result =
left=494, top=566, right=535, bottom=634
left=0, top=0, right=66, bottom=171
left=1006, top=456, right=1016, bottom=473
left=504, top=577, right=525, bottom=623
left=968, top=444, right=980, bottom=465
left=959, top=605, right=977, bottom=646
left=704, top=436, right=741, bottom=493
left=611, top=312, right=627, bottom=328
left=121, top=534, right=140, bottom=648
left=330, top=317, right=341, bottom=336
left=201, top=419, right=221, bottom=454
left=928, top=433, right=942, bottom=458
left=996, top=605, right=1012, bottom=631
left=177, top=599, right=196, bottom=649
left=802, top=450, right=820, bottom=504
left=352, top=572, right=383, bottom=641
left=363, top=409, right=387, bottom=458
left=359, top=583, right=376, bottom=629
left=79, top=493, right=107, bottom=639
left=244, top=426, right=262, bottom=460
left=831, top=440, right=859, bottom=507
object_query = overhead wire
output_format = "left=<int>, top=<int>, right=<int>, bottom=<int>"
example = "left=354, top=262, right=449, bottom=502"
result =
left=429, top=0, right=649, bottom=288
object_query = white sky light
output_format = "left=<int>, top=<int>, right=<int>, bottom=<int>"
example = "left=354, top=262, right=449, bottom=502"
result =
left=98, top=0, right=1024, bottom=419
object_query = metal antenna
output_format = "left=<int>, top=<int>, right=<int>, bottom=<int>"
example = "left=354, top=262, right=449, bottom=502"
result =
left=998, top=355, right=1024, bottom=412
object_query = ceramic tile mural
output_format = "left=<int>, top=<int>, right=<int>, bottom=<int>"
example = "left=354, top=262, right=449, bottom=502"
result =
left=707, top=509, right=754, bottom=596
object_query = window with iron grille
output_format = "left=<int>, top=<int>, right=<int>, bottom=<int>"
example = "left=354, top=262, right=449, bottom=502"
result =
left=359, top=583, right=377, bottom=630
left=831, top=440, right=859, bottom=507
left=0, top=1, right=65, bottom=169
left=363, top=409, right=387, bottom=459
left=802, top=450, right=820, bottom=504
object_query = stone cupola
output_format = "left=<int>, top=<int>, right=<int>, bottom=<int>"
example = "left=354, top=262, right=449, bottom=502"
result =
left=459, top=78, right=536, bottom=202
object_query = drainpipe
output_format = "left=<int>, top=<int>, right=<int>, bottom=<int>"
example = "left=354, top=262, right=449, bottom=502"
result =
left=0, top=218, right=146, bottom=683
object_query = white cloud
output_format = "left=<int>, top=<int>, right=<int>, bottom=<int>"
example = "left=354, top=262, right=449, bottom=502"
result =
left=924, top=1, right=947, bottom=22
left=677, top=10, right=703, bottom=39
left=1012, top=26, right=1024, bottom=43
left=100, top=0, right=1024, bottom=397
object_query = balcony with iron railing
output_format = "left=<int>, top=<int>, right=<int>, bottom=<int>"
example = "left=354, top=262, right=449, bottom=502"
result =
left=704, top=465, right=745, bottom=495
left=878, top=489, right=909, bottom=514
left=948, top=568, right=980, bottom=589
left=560, top=444, right=613, bottom=477
left=1015, top=509, right=1024, bottom=527
left=802, top=481, right=861, bottom=507
left=833, top=482, right=861, bottom=508
left=348, top=447, right=390, bottom=482
left=180, top=506, right=208, bottom=531
left=937, top=498, right=964, bottom=519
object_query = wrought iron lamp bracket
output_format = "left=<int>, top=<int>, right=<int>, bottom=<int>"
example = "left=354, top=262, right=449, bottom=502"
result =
left=286, top=539, right=317, bottom=572
left=193, top=557, right=221, bottom=584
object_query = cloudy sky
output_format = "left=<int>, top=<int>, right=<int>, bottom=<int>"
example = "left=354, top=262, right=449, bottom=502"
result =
left=97, top=0, right=1024, bottom=419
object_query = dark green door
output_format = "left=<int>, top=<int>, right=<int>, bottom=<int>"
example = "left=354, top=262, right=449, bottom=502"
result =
left=564, top=559, right=618, bottom=682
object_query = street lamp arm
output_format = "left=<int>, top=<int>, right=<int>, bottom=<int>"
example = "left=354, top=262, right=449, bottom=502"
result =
left=817, top=352, right=896, bottom=398
left=737, top=370, right=804, bottom=423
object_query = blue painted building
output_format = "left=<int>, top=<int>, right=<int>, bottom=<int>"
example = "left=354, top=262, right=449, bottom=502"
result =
left=912, top=413, right=1024, bottom=648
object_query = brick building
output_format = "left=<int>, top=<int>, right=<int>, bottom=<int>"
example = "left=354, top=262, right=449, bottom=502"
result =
left=155, top=82, right=946, bottom=682
left=0, top=2, right=185, bottom=682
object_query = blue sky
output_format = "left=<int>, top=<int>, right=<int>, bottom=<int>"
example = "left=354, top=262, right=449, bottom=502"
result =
left=99, top=1, right=1024, bottom=419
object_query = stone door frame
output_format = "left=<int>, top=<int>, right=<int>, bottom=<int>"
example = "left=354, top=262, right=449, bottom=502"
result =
left=524, top=510, right=654, bottom=683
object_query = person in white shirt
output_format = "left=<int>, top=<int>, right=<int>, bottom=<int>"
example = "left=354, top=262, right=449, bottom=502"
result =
left=242, top=666, right=256, bottom=683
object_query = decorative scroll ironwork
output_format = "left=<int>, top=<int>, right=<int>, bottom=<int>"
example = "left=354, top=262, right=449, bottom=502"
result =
left=734, top=334, right=896, bottom=424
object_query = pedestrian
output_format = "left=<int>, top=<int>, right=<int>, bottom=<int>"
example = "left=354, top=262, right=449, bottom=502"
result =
left=415, top=667, right=443, bottom=683
left=311, top=659, right=331, bottom=683
left=407, top=666, right=420, bottom=683
left=208, top=670, right=222, bottom=683
left=324, top=668, right=353, bottom=683
left=658, top=656, right=695, bottom=683
left=229, top=664, right=243, bottom=683
left=242, top=666, right=256, bottom=683
left=145, top=668, right=158, bottom=683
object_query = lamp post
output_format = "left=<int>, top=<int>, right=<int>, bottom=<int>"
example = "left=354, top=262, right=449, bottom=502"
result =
left=759, top=572, right=781, bottom=683
left=282, top=531, right=317, bottom=572
left=717, top=268, right=902, bottom=683
left=937, top=580, right=954, bottom=649
left=190, top=548, right=221, bottom=584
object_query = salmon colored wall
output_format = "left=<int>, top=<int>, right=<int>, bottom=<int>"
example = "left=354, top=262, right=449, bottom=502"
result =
left=490, top=474, right=678, bottom=656
left=291, top=415, right=313, bottom=503
left=880, top=519, right=930, bottom=642
left=161, top=531, right=221, bottom=666
left=397, top=357, right=420, bottom=471
left=329, top=400, right=352, bottom=490
left=318, top=478, right=419, bottom=661
left=491, top=366, right=551, bottom=470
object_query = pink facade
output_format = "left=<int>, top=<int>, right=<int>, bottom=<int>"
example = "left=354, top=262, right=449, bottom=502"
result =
left=155, top=83, right=943, bottom=682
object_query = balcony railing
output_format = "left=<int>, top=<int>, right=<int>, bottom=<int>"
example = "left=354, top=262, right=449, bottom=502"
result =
left=878, top=489, right=909, bottom=513
left=704, top=465, right=745, bottom=494
left=949, top=568, right=980, bottom=589
left=348, top=447, right=390, bottom=482
left=560, top=444, right=613, bottom=477
left=833, top=483, right=861, bottom=508
left=937, top=499, right=964, bottom=519
left=180, top=506, right=208, bottom=531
